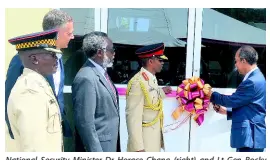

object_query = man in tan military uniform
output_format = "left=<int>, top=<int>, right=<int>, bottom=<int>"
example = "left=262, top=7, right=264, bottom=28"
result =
left=7, top=29, right=63, bottom=152
left=126, top=43, right=172, bottom=152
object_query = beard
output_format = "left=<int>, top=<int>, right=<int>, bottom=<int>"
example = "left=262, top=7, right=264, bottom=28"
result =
left=102, top=54, right=113, bottom=68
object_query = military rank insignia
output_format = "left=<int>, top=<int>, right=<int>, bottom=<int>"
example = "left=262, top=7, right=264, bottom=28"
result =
left=142, top=72, right=149, bottom=81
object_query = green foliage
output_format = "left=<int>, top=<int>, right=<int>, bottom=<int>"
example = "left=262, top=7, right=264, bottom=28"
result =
left=212, top=8, right=266, bottom=23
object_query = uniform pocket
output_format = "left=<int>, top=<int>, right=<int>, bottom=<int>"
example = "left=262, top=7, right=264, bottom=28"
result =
left=47, top=99, right=61, bottom=134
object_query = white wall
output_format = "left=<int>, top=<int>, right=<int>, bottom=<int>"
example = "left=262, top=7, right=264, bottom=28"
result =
left=118, top=88, right=235, bottom=152
left=61, top=8, right=251, bottom=152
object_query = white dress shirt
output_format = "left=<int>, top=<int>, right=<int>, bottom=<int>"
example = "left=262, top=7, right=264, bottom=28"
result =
left=53, top=54, right=62, bottom=95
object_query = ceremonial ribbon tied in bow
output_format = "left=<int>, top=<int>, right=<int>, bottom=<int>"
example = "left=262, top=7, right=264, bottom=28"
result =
left=172, top=76, right=212, bottom=126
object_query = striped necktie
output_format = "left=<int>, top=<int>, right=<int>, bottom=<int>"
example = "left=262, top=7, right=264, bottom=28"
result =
left=104, top=72, right=117, bottom=100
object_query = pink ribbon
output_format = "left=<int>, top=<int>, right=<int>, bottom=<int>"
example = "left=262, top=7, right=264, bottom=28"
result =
left=195, top=114, right=204, bottom=126
left=190, top=83, right=198, bottom=90
left=191, top=91, right=200, bottom=99
left=174, top=77, right=211, bottom=126
left=181, top=98, right=188, bottom=105
left=185, top=102, right=194, bottom=112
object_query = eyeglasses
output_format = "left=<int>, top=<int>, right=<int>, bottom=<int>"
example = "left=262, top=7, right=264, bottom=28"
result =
left=102, top=47, right=115, bottom=53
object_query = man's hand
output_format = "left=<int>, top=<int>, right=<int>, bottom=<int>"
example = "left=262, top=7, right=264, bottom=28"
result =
left=209, top=90, right=213, bottom=98
left=162, top=86, right=172, bottom=94
left=203, top=84, right=212, bottom=97
left=136, top=149, right=145, bottom=152
left=213, top=104, right=227, bottom=115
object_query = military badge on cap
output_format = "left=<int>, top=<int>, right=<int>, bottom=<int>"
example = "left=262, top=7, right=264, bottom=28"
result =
left=135, top=43, right=168, bottom=60
left=8, top=29, right=62, bottom=53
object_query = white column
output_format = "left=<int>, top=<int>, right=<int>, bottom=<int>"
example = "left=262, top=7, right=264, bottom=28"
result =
left=192, top=8, right=203, bottom=77
left=100, top=8, right=108, bottom=33
left=95, top=8, right=101, bottom=31
left=185, top=8, right=196, bottom=79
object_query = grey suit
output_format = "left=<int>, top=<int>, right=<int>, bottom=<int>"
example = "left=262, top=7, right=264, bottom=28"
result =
left=72, top=60, right=120, bottom=152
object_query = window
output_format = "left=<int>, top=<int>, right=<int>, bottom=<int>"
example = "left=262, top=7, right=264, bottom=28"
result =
left=199, top=8, right=266, bottom=88
left=116, top=17, right=150, bottom=32
left=107, top=8, right=189, bottom=86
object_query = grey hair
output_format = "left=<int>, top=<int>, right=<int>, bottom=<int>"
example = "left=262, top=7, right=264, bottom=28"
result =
left=42, top=9, right=73, bottom=30
left=82, top=31, right=108, bottom=58
left=238, top=45, right=258, bottom=65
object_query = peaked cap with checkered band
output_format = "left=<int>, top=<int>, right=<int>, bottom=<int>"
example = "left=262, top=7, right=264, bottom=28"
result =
left=8, top=29, right=61, bottom=53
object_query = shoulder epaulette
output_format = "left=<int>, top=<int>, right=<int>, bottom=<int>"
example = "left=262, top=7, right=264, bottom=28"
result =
left=142, top=72, right=149, bottom=81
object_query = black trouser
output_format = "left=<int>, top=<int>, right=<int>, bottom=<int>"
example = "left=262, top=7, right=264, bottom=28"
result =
left=236, top=147, right=264, bottom=152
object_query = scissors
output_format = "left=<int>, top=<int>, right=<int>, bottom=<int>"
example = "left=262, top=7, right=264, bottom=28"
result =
left=212, top=103, right=221, bottom=112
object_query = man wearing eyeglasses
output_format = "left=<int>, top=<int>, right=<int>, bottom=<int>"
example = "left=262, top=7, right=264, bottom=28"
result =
left=7, top=29, right=64, bottom=152
left=72, top=31, right=120, bottom=152
left=126, top=43, right=172, bottom=152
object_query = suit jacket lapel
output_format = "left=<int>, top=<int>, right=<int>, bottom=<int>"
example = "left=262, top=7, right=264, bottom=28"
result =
left=59, top=58, right=65, bottom=93
left=87, top=61, right=118, bottom=109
